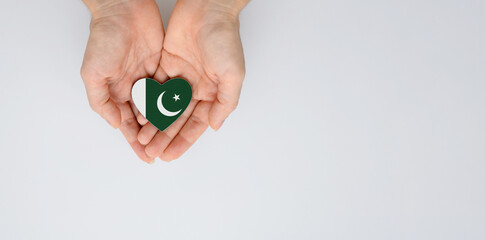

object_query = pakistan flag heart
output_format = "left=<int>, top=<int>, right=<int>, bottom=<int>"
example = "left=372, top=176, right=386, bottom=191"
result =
left=132, top=78, right=192, bottom=132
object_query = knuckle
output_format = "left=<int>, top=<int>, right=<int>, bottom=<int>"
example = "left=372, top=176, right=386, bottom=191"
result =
left=237, top=66, right=246, bottom=80
left=227, top=100, right=239, bottom=111
left=230, top=65, right=246, bottom=82
left=88, top=101, right=101, bottom=113
left=80, top=66, right=89, bottom=80
left=80, top=65, right=98, bottom=83
left=191, top=114, right=208, bottom=126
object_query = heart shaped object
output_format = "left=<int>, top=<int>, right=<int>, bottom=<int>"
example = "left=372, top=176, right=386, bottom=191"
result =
left=132, top=78, right=192, bottom=132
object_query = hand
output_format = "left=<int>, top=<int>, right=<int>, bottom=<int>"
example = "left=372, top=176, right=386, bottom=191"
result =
left=81, top=0, right=167, bottom=163
left=137, top=0, right=249, bottom=161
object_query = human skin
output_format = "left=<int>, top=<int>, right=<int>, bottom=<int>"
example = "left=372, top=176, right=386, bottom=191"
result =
left=81, top=0, right=166, bottom=163
left=81, top=0, right=249, bottom=163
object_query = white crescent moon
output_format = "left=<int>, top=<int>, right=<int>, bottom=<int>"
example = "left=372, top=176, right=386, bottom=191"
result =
left=157, top=91, right=182, bottom=117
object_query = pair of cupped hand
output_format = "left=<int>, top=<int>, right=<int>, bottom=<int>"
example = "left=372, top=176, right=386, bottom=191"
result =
left=81, top=0, right=248, bottom=163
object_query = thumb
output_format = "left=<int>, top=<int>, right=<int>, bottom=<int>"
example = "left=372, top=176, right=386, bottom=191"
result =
left=82, top=75, right=122, bottom=129
left=208, top=70, right=245, bottom=130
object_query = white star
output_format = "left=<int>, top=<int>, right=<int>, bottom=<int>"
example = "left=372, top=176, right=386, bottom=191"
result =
left=173, top=94, right=180, bottom=102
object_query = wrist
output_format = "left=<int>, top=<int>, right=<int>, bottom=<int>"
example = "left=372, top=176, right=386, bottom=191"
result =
left=210, top=0, right=249, bottom=13
left=82, top=0, right=155, bottom=19
left=180, top=0, right=249, bottom=19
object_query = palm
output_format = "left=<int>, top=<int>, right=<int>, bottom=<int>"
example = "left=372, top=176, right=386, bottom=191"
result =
left=81, top=1, right=166, bottom=162
left=141, top=0, right=245, bottom=160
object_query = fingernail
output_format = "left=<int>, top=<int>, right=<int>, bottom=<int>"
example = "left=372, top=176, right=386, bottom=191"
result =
left=147, top=158, right=155, bottom=164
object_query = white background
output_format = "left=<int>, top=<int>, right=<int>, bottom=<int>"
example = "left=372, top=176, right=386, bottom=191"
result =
left=1, top=0, right=484, bottom=239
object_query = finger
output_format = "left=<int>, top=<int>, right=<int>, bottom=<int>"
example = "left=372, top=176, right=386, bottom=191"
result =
left=118, top=102, right=139, bottom=142
left=137, top=123, right=159, bottom=145
left=126, top=137, right=154, bottom=164
left=163, top=101, right=211, bottom=161
left=82, top=77, right=122, bottom=129
left=208, top=70, right=244, bottom=130
left=136, top=113, right=149, bottom=126
left=145, top=99, right=198, bottom=160
left=118, top=102, right=154, bottom=163
left=153, top=64, right=169, bottom=83
left=145, top=131, right=172, bottom=161
left=130, top=100, right=149, bottom=126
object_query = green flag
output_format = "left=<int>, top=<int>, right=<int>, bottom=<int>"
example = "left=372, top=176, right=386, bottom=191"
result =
left=132, top=78, right=192, bottom=131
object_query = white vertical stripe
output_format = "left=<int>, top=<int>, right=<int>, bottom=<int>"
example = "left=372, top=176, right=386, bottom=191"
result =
left=131, top=78, right=146, bottom=116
